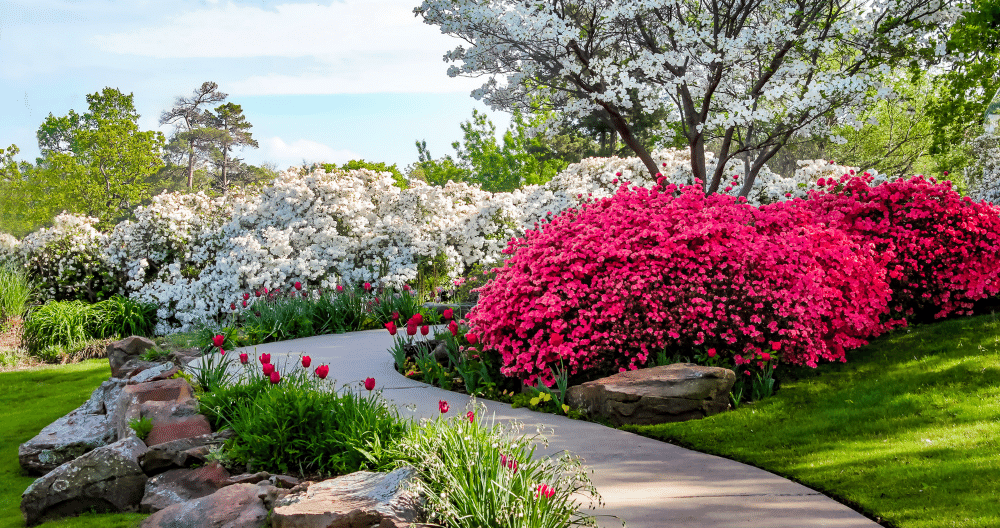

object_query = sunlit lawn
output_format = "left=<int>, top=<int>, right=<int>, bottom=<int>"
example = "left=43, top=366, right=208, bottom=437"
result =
left=622, top=313, right=1000, bottom=528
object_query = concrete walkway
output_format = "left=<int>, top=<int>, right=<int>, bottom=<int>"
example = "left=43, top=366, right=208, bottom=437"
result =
left=221, top=329, right=882, bottom=528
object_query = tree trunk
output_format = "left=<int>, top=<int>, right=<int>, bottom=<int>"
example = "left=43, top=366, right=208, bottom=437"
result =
left=599, top=103, right=658, bottom=178
left=186, top=151, right=195, bottom=189
left=678, top=87, right=709, bottom=191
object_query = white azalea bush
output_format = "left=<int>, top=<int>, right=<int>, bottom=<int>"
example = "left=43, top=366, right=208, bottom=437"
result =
left=0, top=232, right=18, bottom=266
left=17, top=213, right=118, bottom=302
left=18, top=152, right=894, bottom=333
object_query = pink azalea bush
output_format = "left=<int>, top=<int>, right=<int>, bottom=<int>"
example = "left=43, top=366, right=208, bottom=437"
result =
left=793, top=174, right=1000, bottom=321
left=469, top=181, right=898, bottom=386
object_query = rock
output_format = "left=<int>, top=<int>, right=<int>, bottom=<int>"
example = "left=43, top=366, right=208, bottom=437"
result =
left=127, top=362, right=178, bottom=384
left=271, top=466, right=424, bottom=528
left=18, top=379, right=126, bottom=476
left=139, top=483, right=274, bottom=528
left=225, top=471, right=272, bottom=486
left=565, top=363, right=736, bottom=426
left=20, top=437, right=148, bottom=526
left=107, top=336, right=156, bottom=378
left=270, top=474, right=301, bottom=488
left=140, top=462, right=232, bottom=513
left=110, top=378, right=201, bottom=442
left=432, top=340, right=449, bottom=363
left=145, top=415, right=212, bottom=447
left=168, top=347, right=202, bottom=366
left=140, top=432, right=230, bottom=475
left=117, top=359, right=165, bottom=381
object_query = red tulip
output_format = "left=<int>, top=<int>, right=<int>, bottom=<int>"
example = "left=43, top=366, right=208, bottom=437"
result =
left=255, top=290, right=261, bottom=297
left=315, top=365, right=330, bottom=379
left=761, top=352, right=771, bottom=362
left=403, top=284, right=411, bottom=292
left=336, top=284, right=344, bottom=292
left=448, top=320, right=458, bottom=337
left=443, top=308, right=453, bottom=320
left=375, top=297, right=380, bottom=304
left=535, top=484, right=555, bottom=499
left=239, top=353, right=248, bottom=364
left=241, top=299, right=248, bottom=308
left=385, top=321, right=397, bottom=335
left=391, top=311, right=399, bottom=321
left=263, top=363, right=275, bottom=375
left=294, top=281, right=302, bottom=291
left=243, top=292, right=250, bottom=300
left=212, top=334, right=225, bottom=347
left=465, top=332, right=478, bottom=345
left=412, top=313, right=423, bottom=326
left=707, top=348, right=717, bottom=358
left=438, top=400, right=449, bottom=413
left=302, top=355, right=311, bottom=368
left=406, top=324, right=417, bottom=336
left=263, top=287, right=269, bottom=295
left=230, top=302, right=236, bottom=310
left=302, top=291, right=308, bottom=298
left=363, top=282, right=372, bottom=292
left=420, top=325, right=429, bottom=336
left=218, top=347, right=225, bottom=356
left=269, top=371, right=281, bottom=384
left=467, top=411, right=475, bottom=423
left=364, top=377, right=375, bottom=391
left=260, top=353, right=271, bottom=365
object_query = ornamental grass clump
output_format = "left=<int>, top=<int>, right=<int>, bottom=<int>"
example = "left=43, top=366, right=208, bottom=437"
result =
left=470, top=180, right=898, bottom=385
left=22, top=300, right=98, bottom=357
left=386, top=399, right=607, bottom=528
left=791, top=174, right=1000, bottom=322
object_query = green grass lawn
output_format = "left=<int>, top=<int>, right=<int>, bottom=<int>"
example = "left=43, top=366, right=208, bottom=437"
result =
left=1, top=359, right=147, bottom=528
left=622, top=313, right=1000, bottom=528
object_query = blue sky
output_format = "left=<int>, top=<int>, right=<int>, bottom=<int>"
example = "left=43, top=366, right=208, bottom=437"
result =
left=0, top=0, right=511, bottom=172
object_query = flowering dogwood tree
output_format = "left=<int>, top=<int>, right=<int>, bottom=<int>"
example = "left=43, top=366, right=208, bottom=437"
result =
left=416, top=0, right=968, bottom=196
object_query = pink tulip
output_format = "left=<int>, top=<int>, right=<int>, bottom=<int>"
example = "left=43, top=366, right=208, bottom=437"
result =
left=535, top=484, right=555, bottom=499
left=364, top=377, right=375, bottom=391
left=363, top=282, right=372, bottom=292
left=336, top=284, right=344, bottom=292
left=467, top=411, right=475, bottom=423
left=438, top=400, right=449, bottom=413
left=269, top=371, right=281, bottom=384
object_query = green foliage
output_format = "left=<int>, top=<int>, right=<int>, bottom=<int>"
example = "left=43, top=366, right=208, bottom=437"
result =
left=34, top=87, right=165, bottom=229
left=385, top=400, right=605, bottom=528
left=208, top=366, right=409, bottom=477
left=139, top=346, right=173, bottom=362
left=188, top=347, right=234, bottom=393
left=0, top=360, right=148, bottom=528
left=0, top=261, right=33, bottom=325
left=409, top=109, right=574, bottom=192
left=328, top=159, right=408, bottom=189
left=0, top=145, right=80, bottom=238
left=22, top=301, right=96, bottom=357
left=128, top=416, right=153, bottom=441
left=89, top=295, right=157, bottom=339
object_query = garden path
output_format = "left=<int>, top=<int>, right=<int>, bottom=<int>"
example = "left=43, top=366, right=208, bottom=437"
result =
left=220, top=329, right=882, bottom=528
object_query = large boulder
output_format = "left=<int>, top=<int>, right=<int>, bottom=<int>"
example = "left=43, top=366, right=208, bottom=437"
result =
left=565, top=363, right=736, bottom=426
left=271, top=466, right=424, bottom=528
left=140, top=482, right=278, bottom=528
left=111, top=377, right=210, bottom=445
left=107, top=336, right=156, bottom=378
left=140, top=462, right=232, bottom=513
left=20, top=437, right=148, bottom=526
left=18, top=379, right=126, bottom=475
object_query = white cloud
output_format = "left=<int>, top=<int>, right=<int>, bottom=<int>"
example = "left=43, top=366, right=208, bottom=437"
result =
left=259, top=136, right=360, bottom=169
left=90, top=0, right=486, bottom=94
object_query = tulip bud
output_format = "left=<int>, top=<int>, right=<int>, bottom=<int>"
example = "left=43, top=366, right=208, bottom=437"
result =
left=364, top=377, right=375, bottom=391
left=420, top=325, right=429, bottom=336
left=302, top=355, right=311, bottom=368
left=294, top=281, right=302, bottom=291
left=239, top=353, right=249, bottom=364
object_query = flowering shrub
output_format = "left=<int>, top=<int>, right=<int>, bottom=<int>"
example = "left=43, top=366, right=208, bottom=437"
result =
left=470, top=181, right=898, bottom=386
left=968, top=131, right=1000, bottom=205
left=18, top=213, right=119, bottom=302
left=793, top=174, right=1000, bottom=321
left=0, top=232, right=18, bottom=266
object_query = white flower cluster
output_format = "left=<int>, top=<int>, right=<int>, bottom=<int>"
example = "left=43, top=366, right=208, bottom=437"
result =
left=969, top=132, right=1000, bottom=205
left=0, top=232, right=18, bottom=266
left=18, top=156, right=883, bottom=334
left=17, top=213, right=115, bottom=301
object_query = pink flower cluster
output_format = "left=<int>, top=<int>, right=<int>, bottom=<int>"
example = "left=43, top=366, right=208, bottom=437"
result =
left=792, top=174, right=1000, bottom=320
left=469, top=180, right=907, bottom=385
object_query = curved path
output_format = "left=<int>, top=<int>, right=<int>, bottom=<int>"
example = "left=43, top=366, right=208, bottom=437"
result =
left=225, top=329, right=881, bottom=528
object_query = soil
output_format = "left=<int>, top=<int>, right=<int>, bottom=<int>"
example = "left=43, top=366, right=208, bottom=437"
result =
left=0, top=316, right=23, bottom=350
